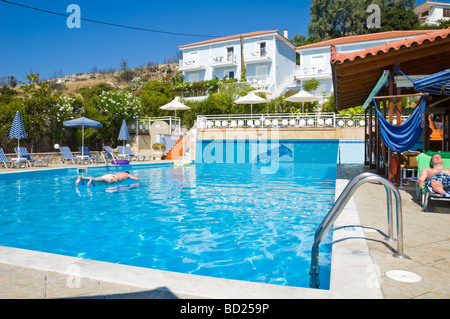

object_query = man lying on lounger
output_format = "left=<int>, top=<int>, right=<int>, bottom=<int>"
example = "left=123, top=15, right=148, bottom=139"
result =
left=75, top=171, right=139, bottom=186
left=417, top=154, right=450, bottom=197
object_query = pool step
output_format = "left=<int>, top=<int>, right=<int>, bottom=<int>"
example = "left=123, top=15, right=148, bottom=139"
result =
left=164, top=137, right=184, bottom=160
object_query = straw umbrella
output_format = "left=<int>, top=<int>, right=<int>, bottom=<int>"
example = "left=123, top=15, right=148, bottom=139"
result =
left=284, top=90, right=320, bottom=113
left=160, top=97, right=190, bottom=134
left=234, top=92, right=268, bottom=117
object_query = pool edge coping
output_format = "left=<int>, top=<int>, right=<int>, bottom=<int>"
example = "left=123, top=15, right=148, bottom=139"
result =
left=0, top=165, right=383, bottom=299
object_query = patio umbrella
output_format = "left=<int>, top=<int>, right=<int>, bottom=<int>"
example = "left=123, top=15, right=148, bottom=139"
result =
left=118, top=119, right=130, bottom=156
left=160, top=97, right=191, bottom=117
left=413, top=69, right=450, bottom=95
left=9, top=111, right=27, bottom=152
left=160, top=97, right=190, bottom=134
left=284, top=90, right=320, bottom=113
left=63, top=117, right=102, bottom=157
left=234, top=92, right=268, bottom=116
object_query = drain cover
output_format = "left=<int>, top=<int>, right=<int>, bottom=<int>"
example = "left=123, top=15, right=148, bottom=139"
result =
left=385, top=270, right=422, bottom=283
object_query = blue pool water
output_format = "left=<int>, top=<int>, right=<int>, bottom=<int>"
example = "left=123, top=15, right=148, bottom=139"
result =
left=0, top=140, right=338, bottom=289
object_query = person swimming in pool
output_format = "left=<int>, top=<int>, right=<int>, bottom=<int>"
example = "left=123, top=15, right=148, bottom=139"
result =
left=75, top=171, right=139, bottom=186
left=417, top=154, right=450, bottom=196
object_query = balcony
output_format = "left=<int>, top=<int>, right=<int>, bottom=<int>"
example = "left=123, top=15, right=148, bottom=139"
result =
left=210, top=55, right=238, bottom=68
left=294, top=64, right=331, bottom=79
left=245, top=50, right=272, bottom=64
left=179, top=58, right=207, bottom=72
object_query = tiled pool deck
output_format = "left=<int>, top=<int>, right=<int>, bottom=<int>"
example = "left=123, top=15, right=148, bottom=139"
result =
left=0, top=161, right=448, bottom=299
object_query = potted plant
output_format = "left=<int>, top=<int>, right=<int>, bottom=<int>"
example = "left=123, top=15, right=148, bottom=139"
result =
left=152, top=143, right=165, bottom=160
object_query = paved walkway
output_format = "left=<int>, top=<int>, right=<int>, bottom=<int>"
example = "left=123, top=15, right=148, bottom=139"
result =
left=0, top=162, right=448, bottom=299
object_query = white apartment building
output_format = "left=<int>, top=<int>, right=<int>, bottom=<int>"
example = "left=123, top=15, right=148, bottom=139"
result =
left=414, top=0, right=450, bottom=25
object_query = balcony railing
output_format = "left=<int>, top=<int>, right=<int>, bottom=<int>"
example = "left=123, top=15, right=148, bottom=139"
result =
left=246, top=50, right=271, bottom=63
left=196, top=113, right=410, bottom=129
left=295, top=64, right=330, bottom=77
left=210, top=55, right=237, bottom=67
left=179, top=58, right=207, bottom=71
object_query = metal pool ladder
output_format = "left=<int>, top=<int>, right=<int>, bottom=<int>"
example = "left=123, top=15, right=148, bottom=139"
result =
left=309, top=172, right=408, bottom=289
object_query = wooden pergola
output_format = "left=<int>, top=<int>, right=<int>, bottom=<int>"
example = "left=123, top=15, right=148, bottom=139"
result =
left=331, top=28, right=450, bottom=184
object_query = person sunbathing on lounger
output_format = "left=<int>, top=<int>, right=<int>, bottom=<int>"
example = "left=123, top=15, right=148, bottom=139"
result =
left=417, top=154, right=450, bottom=196
left=75, top=171, right=139, bottom=186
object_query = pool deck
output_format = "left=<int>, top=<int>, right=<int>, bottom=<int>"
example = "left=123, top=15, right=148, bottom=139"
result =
left=0, top=161, right=448, bottom=299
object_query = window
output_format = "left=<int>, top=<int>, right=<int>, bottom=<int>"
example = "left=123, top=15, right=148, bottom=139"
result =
left=255, top=65, right=268, bottom=81
left=189, top=73, right=199, bottom=82
left=226, top=47, right=234, bottom=61
left=422, top=11, right=429, bottom=18
left=444, top=9, right=450, bottom=18
left=310, top=55, right=325, bottom=73
left=259, top=42, right=267, bottom=57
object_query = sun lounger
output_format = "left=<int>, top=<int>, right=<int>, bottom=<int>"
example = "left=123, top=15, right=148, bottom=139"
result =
left=118, top=146, right=147, bottom=161
left=33, top=154, right=50, bottom=167
left=14, top=147, right=44, bottom=167
left=0, top=147, right=15, bottom=168
left=79, top=146, right=99, bottom=164
left=416, top=151, right=450, bottom=211
left=58, top=146, right=79, bottom=164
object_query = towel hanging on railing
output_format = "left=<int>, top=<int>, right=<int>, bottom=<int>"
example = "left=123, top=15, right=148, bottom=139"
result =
left=372, top=68, right=427, bottom=153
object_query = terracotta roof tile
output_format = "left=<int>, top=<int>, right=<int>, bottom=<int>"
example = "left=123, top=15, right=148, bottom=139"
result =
left=296, top=30, right=440, bottom=50
left=179, top=30, right=283, bottom=49
left=330, top=28, right=450, bottom=64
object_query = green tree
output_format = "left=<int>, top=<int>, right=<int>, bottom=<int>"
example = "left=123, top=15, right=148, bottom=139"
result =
left=94, top=90, right=142, bottom=144
left=20, top=74, right=61, bottom=151
left=378, top=2, right=419, bottom=32
left=308, top=0, right=417, bottom=40
left=139, top=80, right=174, bottom=117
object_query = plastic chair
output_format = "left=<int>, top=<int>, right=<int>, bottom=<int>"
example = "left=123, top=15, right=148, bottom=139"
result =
left=0, top=147, right=15, bottom=168
left=58, top=146, right=79, bottom=164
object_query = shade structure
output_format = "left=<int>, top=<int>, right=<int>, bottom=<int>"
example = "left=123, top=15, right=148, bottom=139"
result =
left=284, top=90, right=320, bottom=113
left=414, top=69, right=450, bottom=95
left=234, top=92, right=268, bottom=116
left=63, top=117, right=102, bottom=157
left=160, top=97, right=191, bottom=117
left=9, top=111, right=27, bottom=152
left=118, top=120, right=130, bottom=156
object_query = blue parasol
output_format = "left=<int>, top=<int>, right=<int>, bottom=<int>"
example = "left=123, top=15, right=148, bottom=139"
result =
left=9, top=111, right=27, bottom=154
left=63, top=117, right=102, bottom=157
left=118, top=120, right=130, bottom=156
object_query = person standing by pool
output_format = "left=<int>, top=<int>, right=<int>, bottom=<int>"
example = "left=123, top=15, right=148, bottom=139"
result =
left=75, top=171, right=139, bottom=186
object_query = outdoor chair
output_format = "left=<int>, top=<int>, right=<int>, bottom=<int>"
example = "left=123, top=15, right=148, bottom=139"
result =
left=79, top=146, right=100, bottom=164
left=33, top=154, right=50, bottom=167
left=58, top=146, right=79, bottom=165
left=0, top=147, right=15, bottom=168
left=117, top=146, right=146, bottom=161
left=103, top=146, right=117, bottom=163
left=14, top=147, right=43, bottom=167
left=416, top=151, right=450, bottom=211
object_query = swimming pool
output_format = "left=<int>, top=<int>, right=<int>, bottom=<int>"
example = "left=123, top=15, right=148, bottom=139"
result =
left=0, top=140, right=338, bottom=289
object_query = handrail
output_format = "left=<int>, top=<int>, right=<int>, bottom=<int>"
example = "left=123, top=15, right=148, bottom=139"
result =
left=309, top=173, right=406, bottom=289
left=181, top=121, right=198, bottom=160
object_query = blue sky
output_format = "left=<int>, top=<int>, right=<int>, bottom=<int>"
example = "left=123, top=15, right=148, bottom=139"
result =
left=0, top=0, right=311, bottom=81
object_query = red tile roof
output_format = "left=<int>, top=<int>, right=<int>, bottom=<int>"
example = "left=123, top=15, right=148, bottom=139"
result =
left=330, top=28, right=450, bottom=64
left=179, top=30, right=288, bottom=49
left=296, top=30, right=440, bottom=50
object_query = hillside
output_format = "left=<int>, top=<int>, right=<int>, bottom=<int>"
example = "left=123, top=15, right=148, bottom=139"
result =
left=53, top=61, right=180, bottom=94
